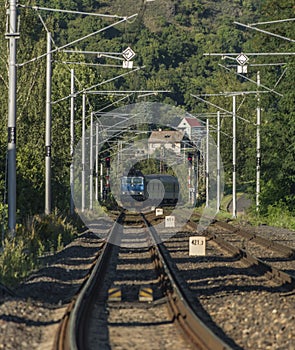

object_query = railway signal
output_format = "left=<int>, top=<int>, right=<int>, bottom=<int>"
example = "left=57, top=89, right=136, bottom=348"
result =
left=105, top=156, right=110, bottom=168
left=187, top=152, right=193, bottom=165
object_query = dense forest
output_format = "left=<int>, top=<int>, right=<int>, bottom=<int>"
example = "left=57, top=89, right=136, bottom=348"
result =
left=0, top=0, right=294, bottom=225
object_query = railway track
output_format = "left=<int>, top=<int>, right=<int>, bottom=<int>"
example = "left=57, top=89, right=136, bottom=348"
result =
left=52, top=211, right=295, bottom=350
left=209, top=220, right=295, bottom=276
left=53, top=212, right=231, bottom=350
left=193, top=218, right=295, bottom=287
left=173, top=217, right=295, bottom=349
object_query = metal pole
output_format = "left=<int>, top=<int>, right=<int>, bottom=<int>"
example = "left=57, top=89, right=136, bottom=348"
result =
left=117, top=143, right=119, bottom=180
left=205, top=118, right=209, bottom=208
left=217, top=111, right=220, bottom=212
left=106, top=168, right=110, bottom=199
left=195, top=152, right=199, bottom=202
left=100, top=162, right=103, bottom=201
left=82, top=93, right=86, bottom=212
left=188, top=165, right=191, bottom=204
left=7, top=0, right=18, bottom=234
left=192, top=154, right=195, bottom=205
left=89, top=112, right=93, bottom=210
left=45, top=32, right=52, bottom=215
left=70, top=69, right=75, bottom=214
left=232, top=95, right=237, bottom=218
left=256, top=71, right=261, bottom=212
left=95, top=122, right=99, bottom=201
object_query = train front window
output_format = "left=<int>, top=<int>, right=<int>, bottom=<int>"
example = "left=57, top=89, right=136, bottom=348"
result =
left=121, top=177, right=131, bottom=185
left=132, top=177, right=143, bottom=185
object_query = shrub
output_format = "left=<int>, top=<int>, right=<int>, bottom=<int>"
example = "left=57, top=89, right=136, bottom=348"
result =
left=0, top=210, right=78, bottom=287
left=249, top=201, right=295, bottom=231
left=265, top=202, right=295, bottom=230
left=0, top=238, right=36, bottom=287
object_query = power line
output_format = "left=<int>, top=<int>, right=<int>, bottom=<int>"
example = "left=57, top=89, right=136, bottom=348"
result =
left=249, top=18, right=295, bottom=26
left=234, top=21, right=295, bottom=43
left=18, top=4, right=127, bottom=19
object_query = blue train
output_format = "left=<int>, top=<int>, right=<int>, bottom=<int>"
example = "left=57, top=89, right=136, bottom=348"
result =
left=120, top=173, right=179, bottom=205
left=121, top=174, right=145, bottom=199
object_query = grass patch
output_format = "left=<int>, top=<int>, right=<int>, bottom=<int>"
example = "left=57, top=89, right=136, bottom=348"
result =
left=248, top=202, right=295, bottom=231
left=0, top=210, right=79, bottom=287
left=194, top=193, right=295, bottom=231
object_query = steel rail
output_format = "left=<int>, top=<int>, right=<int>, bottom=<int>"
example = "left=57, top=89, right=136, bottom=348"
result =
left=214, top=220, right=295, bottom=258
left=52, top=214, right=123, bottom=350
left=143, top=215, right=232, bottom=350
left=70, top=219, right=123, bottom=350
left=187, top=221, right=295, bottom=289
left=52, top=237, right=107, bottom=350
left=54, top=213, right=232, bottom=349
left=191, top=214, right=295, bottom=258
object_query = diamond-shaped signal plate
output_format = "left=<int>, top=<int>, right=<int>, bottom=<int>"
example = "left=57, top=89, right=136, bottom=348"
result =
left=122, top=47, right=136, bottom=61
left=236, top=53, right=249, bottom=66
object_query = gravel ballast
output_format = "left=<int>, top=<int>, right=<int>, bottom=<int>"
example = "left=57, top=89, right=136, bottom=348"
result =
left=0, top=231, right=103, bottom=350
left=0, top=224, right=294, bottom=349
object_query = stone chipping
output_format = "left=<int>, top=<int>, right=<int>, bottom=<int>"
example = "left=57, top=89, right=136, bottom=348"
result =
left=164, top=225, right=295, bottom=350
left=0, top=224, right=294, bottom=349
left=0, top=231, right=104, bottom=350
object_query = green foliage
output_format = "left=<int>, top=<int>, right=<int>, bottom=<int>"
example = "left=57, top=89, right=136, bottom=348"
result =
left=0, top=238, right=36, bottom=287
left=249, top=201, right=295, bottom=231
left=0, top=210, right=78, bottom=287
left=0, top=203, right=8, bottom=238
left=0, top=0, right=294, bottom=225
left=264, top=202, right=295, bottom=230
left=26, top=210, right=78, bottom=252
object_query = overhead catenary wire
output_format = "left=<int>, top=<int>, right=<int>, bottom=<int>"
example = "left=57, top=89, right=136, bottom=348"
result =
left=234, top=21, right=295, bottom=43
left=218, top=64, right=284, bottom=97
left=96, top=94, right=133, bottom=113
left=248, top=18, right=295, bottom=26
left=17, top=14, right=138, bottom=67
left=56, top=61, right=126, bottom=68
left=191, top=94, right=251, bottom=124
left=273, top=67, right=288, bottom=89
left=17, top=4, right=128, bottom=19
left=52, top=66, right=145, bottom=104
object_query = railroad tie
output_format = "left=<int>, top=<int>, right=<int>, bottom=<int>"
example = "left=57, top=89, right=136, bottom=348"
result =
left=139, top=286, right=153, bottom=302
left=108, top=286, right=122, bottom=302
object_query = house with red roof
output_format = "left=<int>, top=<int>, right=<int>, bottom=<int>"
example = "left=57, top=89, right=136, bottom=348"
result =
left=177, top=117, right=204, bottom=140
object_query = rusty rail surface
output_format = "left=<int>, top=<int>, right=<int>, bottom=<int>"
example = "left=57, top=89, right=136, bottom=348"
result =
left=52, top=237, right=107, bottom=350
left=54, top=213, right=232, bottom=350
left=144, top=215, right=232, bottom=350
left=52, top=215, right=120, bottom=350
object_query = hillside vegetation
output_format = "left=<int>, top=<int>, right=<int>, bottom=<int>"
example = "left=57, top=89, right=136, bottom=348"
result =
left=0, top=0, right=294, bottom=225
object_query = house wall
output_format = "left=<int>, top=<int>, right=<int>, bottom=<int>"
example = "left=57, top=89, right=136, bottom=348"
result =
left=148, top=141, right=182, bottom=155
left=177, top=120, right=192, bottom=139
